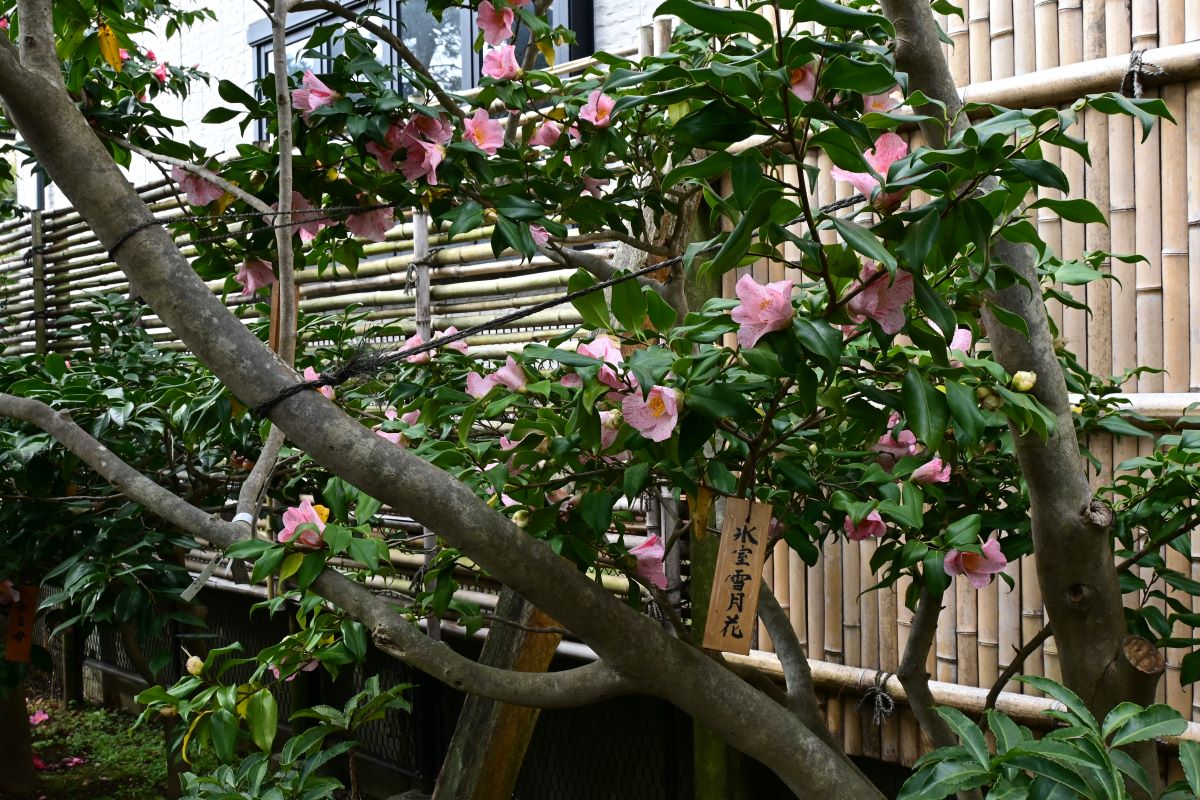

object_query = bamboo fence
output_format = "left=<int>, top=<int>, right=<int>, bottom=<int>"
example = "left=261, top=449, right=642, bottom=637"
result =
left=2, top=1, right=1200, bottom=775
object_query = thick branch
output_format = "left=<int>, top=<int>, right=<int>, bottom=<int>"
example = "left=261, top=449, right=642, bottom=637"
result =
left=271, top=0, right=298, bottom=366
left=896, top=588, right=956, bottom=749
left=15, top=0, right=57, bottom=77
left=236, top=425, right=287, bottom=516
left=0, top=392, right=633, bottom=709
left=288, top=0, right=465, bottom=119
left=757, top=586, right=845, bottom=758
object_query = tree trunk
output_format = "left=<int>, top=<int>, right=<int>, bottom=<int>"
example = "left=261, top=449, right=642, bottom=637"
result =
left=0, top=680, right=38, bottom=794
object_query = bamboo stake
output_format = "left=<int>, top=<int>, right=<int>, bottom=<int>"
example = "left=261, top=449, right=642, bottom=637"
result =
left=823, top=537, right=844, bottom=742
left=947, top=2, right=971, bottom=84
left=879, top=581, right=900, bottom=764
left=895, top=575, right=920, bottom=765
left=788, top=544, right=807, bottom=663
left=760, top=549, right=775, bottom=653
left=1189, top=22, right=1200, bottom=399
left=773, top=541, right=791, bottom=652
left=990, top=0, right=1015, bottom=78
left=842, top=538, right=862, bottom=756
left=1013, top=0, right=1036, bottom=74
left=859, top=539, right=881, bottom=761
left=1020, top=554, right=1045, bottom=694
left=937, top=576, right=958, bottom=685
left=978, top=571, right=999, bottom=690
left=969, top=0, right=993, bottom=83
left=1108, top=4, right=1137, bottom=390
left=955, top=579, right=979, bottom=690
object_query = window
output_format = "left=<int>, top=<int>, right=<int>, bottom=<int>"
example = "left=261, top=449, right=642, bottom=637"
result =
left=248, top=0, right=593, bottom=94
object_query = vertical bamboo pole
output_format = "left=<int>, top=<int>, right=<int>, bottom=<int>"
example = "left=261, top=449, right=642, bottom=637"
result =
left=1021, top=555, right=1045, bottom=694
left=1083, top=1, right=1113, bottom=486
left=859, top=539, right=881, bottom=760
left=999, top=554, right=1021, bottom=693
left=1035, top=0, right=1063, bottom=335
left=824, top=537, right=844, bottom=742
left=879, top=582, right=900, bottom=763
left=760, top=548, right=775, bottom=652
left=1058, top=0, right=1087, bottom=367
left=1013, top=0, right=1037, bottom=74
left=937, top=577, right=958, bottom=684
left=1107, top=2, right=1137, bottom=393
left=956, top=580, right=979, bottom=690
left=947, top=3, right=971, bottom=85
left=990, top=0, right=1015, bottom=78
left=789, top=548, right=807, bottom=658
left=978, top=575, right=999, bottom=691
left=842, top=539, right=862, bottom=756
left=1159, top=0, right=1189, bottom=719
left=1188, top=10, right=1200, bottom=396
left=1133, top=2, right=1163, bottom=392
left=30, top=211, right=47, bottom=355
left=772, top=541, right=791, bottom=645
left=969, top=0, right=992, bottom=83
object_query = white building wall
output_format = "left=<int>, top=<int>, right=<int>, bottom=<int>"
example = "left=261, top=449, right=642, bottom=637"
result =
left=22, top=0, right=654, bottom=210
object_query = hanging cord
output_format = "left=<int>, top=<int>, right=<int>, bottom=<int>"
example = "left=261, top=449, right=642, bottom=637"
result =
left=857, top=670, right=896, bottom=725
left=1119, top=49, right=1164, bottom=99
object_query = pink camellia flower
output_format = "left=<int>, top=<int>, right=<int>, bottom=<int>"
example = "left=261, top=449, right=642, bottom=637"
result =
left=119, top=48, right=130, bottom=61
left=929, top=319, right=974, bottom=366
left=346, top=205, right=395, bottom=243
left=843, top=510, right=886, bottom=541
left=830, top=131, right=909, bottom=209
left=561, top=373, right=583, bottom=388
left=577, top=334, right=625, bottom=389
left=945, top=538, right=1008, bottom=589
left=582, top=175, right=609, bottom=199
left=441, top=326, right=469, bottom=354
left=629, top=534, right=667, bottom=589
left=0, top=18, right=9, bottom=30
left=463, top=108, right=505, bottom=155
left=403, top=139, right=448, bottom=184
left=911, top=457, right=951, bottom=484
left=845, top=263, right=914, bottom=335
left=874, top=411, right=919, bottom=461
left=152, top=61, right=169, bottom=82
left=28, top=710, right=48, bottom=726
left=789, top=65, right=817, bottom=101
left=270, top=658, right=320, bottom=681
left=477, top=0, right=514, bottom=45
left=622, top=385, right=680, bottom=442
left=171, top=165, right=224, bottom=206
left=375, top=409, right=403, bottom=446
left=580, top=90, right=616, bottom=127
left=367, top=115, right=453, bottom=184
left=145, top=49, right=156, bottom=61
left=863, top=88, right=902, bottom=113
left=599, top=409, right=622, bottom=450
left=466, top=355, right=527, bottom=398
left=529, top=120, right=562, bottom=147
left=235, top=258, right=276, bottom=296
left=530, top=224, right=550, bottom=246
left=731, top=274, right=794, bottom=348
left=268, top=191, right=328, bottom=242
left=303, top=366, right=335, bottom=400
left=483, top=43, right=522, bottom=80
left=292, top=70, right=338, bottom=119
left=403, top=333, right=431, bottom=364
left=0, top=578, right=20, bottom=604
left=277, top=498, right=327, bottom=548
left=401, top=409, right=421, bottom=426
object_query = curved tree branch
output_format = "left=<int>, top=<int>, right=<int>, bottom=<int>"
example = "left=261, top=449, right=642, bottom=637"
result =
left=896, top=587, right=956, bottom=749
left=0, top=392, right=634, bottom=709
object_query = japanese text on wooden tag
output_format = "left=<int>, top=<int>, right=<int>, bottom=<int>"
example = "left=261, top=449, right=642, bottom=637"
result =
left=4, top=584, right=37, bottom=662
left=702, top=498, right=772, bottom=655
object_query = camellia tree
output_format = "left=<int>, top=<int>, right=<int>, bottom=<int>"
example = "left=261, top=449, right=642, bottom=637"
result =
left=2, top=0, right=1200, bottom=798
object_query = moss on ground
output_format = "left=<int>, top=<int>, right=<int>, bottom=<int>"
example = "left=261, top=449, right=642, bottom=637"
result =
left=13, top=700, right=175, bottom=800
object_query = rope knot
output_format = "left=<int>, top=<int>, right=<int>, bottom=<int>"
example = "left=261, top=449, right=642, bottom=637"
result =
left=1120, top=49, right=1164, bottom=99
left=858, top=671, right=896, bottom=726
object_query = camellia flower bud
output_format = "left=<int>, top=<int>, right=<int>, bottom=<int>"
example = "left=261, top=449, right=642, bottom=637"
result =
left=512, top=510, right=530, bottom=528
left=158, top=706, right=178, bottom=718
left=1011, top=370, right=1037, bottom=393
left=185, top=655, right=204, bottom=676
